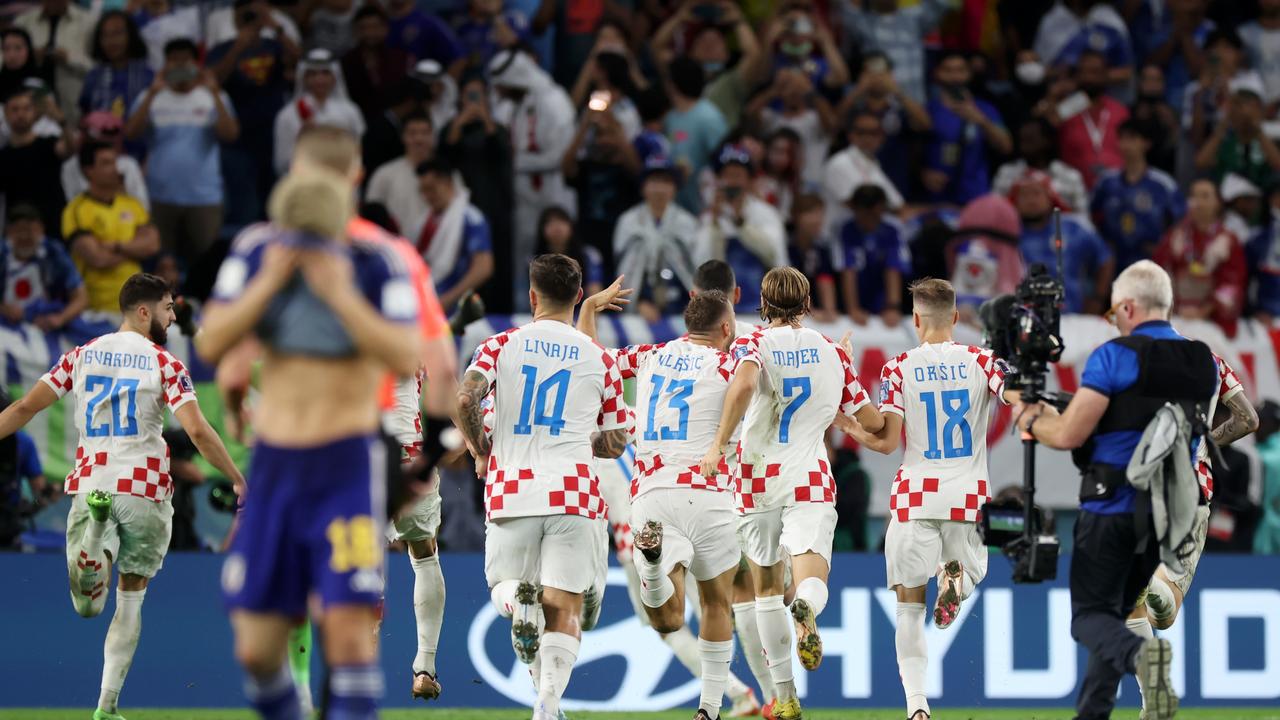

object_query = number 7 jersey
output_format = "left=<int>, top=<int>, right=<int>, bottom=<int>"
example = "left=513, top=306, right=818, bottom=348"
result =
left=880, top=342, right=1009, bottom=522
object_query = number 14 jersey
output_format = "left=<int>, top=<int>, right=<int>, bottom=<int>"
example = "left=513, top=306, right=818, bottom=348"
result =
left=879, top=342, right=1009, bottom=522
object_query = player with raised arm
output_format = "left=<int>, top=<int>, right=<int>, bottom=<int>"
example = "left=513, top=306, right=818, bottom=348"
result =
left=197, top=128, right=426, bottom=720
left=0, top=273, right=245, bottom=720
left=701, top=267, right=883, bottom=720
left=456, top=254, right=630, bottom=720
left=843, top=279, right=1016, bottom=720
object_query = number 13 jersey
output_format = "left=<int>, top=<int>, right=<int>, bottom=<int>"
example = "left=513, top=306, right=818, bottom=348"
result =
left=880, top=342, right=1009, bottom=522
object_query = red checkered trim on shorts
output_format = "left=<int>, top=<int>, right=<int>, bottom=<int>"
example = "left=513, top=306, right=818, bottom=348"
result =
left=794, top=459, right=836, bottom=503
left=736, top=462, right=781, bottom=511
left=675, top=461, right=729, bottom=493
left=889, top=471, right=940, bottom=522
left=549, top=463, right=605, bottom=518
left=949, top=478, right=990, bottom=522
left=116, top=456, right=174, bottom=501
left=485, top=457, right=533, bottom=518
left=1196, top=459, right=1214, bottom=502
left=64, top=446, right=108, bottom=493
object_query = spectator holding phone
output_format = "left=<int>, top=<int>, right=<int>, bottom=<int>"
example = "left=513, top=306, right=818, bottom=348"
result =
left=837, top=51, right=931, bottom=198
left=563, top=80, right=642, bottom=271
left=749, top=67, right=836, bottom=188
left=771, top=8, right=849, bottom=95
left=652, top=1, right=767, bottom=130
left=839, top=0, right=956, bottom=105
left=923, top=50, right=1012, bottom=205
left=1057, top=50, right=1128, bottom=190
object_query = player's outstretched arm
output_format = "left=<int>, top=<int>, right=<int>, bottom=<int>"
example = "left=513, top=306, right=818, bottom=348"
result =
left=1212, top=392, right=1260, bottom=446
left=575, top=275, right=633, bottom=342
left=456, top=370, right=492, bottom=473
left=0, top=382, right=58, bottom=440
left=175, top=402, right=247, bottom=497
left=700, top=361, right=759, bottom=476
left=196, top=245, right=301, bottom=364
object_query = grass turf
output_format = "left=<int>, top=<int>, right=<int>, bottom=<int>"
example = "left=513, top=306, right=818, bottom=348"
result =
left=3, top=710, right=1279, bottom=720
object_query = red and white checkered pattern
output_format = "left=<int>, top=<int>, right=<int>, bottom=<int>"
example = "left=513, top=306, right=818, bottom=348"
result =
left=793, top=459, right=836, bottom=503
left=614, top=342, right=666, bottom=380
left=383, top=369, right=425, bottom=451
left=115, top=455, right=174, bottom=500
left=468, top=329, right=515, bottom=378
left=735, top=462, right=781, bottom=513
left=1193, top=353, right=1243, bottom=502
left=154, top=347, right=196, bottom=410
left=1195, top=460, right=1214, bottom=502
left=597, top=349, right=629, bottom=429
left=548, top=464, right=606, bottom=519
left=611, top=520, right=633, bottom=560
left=878, top=352, right=909, bottom=413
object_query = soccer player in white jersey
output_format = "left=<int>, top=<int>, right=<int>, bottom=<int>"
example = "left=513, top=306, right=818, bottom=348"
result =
left=701, top=267, right=884, bottom=720
left=843, top=278, right=1016, bottom=720
left=457, top=253, right=631, bottom=720
left=0, top=273, right=244, bottom=720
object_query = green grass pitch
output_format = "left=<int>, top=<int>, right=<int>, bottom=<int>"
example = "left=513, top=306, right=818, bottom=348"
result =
left=3, top=710, right=1280, bottom=720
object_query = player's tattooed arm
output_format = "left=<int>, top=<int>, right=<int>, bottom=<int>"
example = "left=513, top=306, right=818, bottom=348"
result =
left=591, top=428, right=629, bottom=459
left=456, top=370, right=492, bottom=464
left=1211, top=392, right=1260, bottom=446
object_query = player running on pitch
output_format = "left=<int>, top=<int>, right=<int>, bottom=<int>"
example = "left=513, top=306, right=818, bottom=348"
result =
left=0, top=273, right=244, bottom=720
left=843, top=279, right=1017, bottom=720
left=457, top=253, right=630, bottom=720
left=701, top=266, right=883, bottom=720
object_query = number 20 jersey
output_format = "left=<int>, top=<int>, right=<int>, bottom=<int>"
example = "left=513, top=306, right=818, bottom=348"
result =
left=40, top=331, right=198, bottom=501
left=879, top=342, right=1008, bottom=522
left=467, top=319, right=630, bottom=521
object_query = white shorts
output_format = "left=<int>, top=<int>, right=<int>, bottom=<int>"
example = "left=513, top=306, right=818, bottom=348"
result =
left=738, top=503, right=837, bottom=569
left=65, top=493, right=173, bottom=579
left=387, top=483, right=442, bottom=544
left=885, top=518, right=988, bottom=591
left=1162, top=505, right=1212, bottom=595
left=484, top=514, right=606, bottom=594
left=630, top=488, right=741, bottom=582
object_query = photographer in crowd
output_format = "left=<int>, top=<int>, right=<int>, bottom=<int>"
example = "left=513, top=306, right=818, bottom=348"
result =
left=1014, top=260, right=1219, bottom=720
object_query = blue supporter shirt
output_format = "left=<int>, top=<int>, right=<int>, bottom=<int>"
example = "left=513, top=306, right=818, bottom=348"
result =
left=924, top=94, right=1004, bottom=205
left=387, top=10, right=462, bottom=65
left=0, top=237, right=83, bottom=316
left=1090, top=168, right=1185, bottom=271
left=434, top=205, right=492, bottom=306
left=1018, top=215, right=1112, bottom=313
left=1249, top=213, right=1280, bottom=317
left=633, top=129, right=672, bottom=168
left=1054, top=23, right=1134, bottom=75
left=835, top=216, right=911, bottom=313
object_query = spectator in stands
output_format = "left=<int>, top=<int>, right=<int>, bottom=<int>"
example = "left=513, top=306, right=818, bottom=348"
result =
left=1196, top=76, right=1280, bottom=189
left=0, top=28, right=50, bottom=99
left=787, top=192, right=838, bottom=323
left=770, top=8, right=850, bottom=94
left=14, top=0, right=94, bottom=121
left=569, top=22, right=647, bottom=115
left=1240, top=0, right=1280, bottom=109
left=455, top=0, right=505, bottom=69
left=756, top=127, right=804, bottom=219
left=536, top=205, right=605, bottom=300
left=835, top=184, right=909, bottom=326
left=749, top=67, right=835, bottom=188
left=0, top=87, right=66, bottom=235
left=994, top=117, right=1089, bottom=212
left=1155, top=178, right=1247, bottom=328
left=385, top=0, right=463, bottom=68
left=0, top=204, right=86, bottom=333
left=205, top=0, right=301, bottom=50
left=1013, top=170, right=1113, bottom=314
left=1058, top=50, right=1128, bottom=190
left=839, top=0, right=953, bottom=105
left=132, top=0, right=202, bottom=72
left=923, top=51, right=1012, bottom=205
left=652, top=1, right=765, bottom=130
left=365, top=112, right=434, bottom=234
left=0, top=77, right=64, bottom=145
left=342, top=5, right=412, bottom=125
left=81, top=12, right=152, bottom=121
left=1090, top=120, right=1186, bottom=271
left=125, top=39, right=238, bottom=267
left=63, top=142, right=159, bottom=314
left=836, top=51, right=931, bottom=198
left=273, top=49, right=365, bottom=175
left=824, top=111, right=905, bottom=223
left=1141, top=0, right=1212, bottom=111
left=411, top=159, right=494, bottom=313
left=1249, top=183, right=1280, bottom=325
left=1053, top=2, right=1135, bottom=98
left=1130, top=64, right=1180, bottom=175
left=1034, top=0, right=1130, bottom=81
left=632, top=85, right=673, bottom=168
left=1223, top=173, right=1265, bottom=241
left=697, top=144, right=787, bottom=313
left=414, top=59, right=459, bottom=141
left=1186, top=30, right=1254, bottom=152
left=361, top=70, right=431, bottom=178
left=573, top=47, right=643, bottom=140
left=614, top=155, right=699, bottom=320
left=61, top=111, right=149, bottom=211
left=488, top=48, right=575, bottom=311
left=664, top=56, right=728, bottom=213
left=303, top=0, right=361, bottom=57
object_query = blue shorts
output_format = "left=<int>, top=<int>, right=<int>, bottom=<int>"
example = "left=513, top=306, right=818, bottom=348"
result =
left=222, top=434, right=387, bottom=617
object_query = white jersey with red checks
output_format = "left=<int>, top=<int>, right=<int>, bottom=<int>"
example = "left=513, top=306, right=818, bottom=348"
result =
left=1196, top=353, right=1246, bottom=501
left=731, top=326, right=869, bottom=514
left=384, top=370, right=424, bottom=461
left=40, top=331, right=197, bottom=502
left=615, top=338, right=736, bottom=499
left=880, top=342, right=1009, bottom=523
left=467, top=319, right=629, bottom=521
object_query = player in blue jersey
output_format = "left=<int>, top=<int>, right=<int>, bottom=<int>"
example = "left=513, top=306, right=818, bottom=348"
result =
left=1090, top=120, right=1186, bottom=271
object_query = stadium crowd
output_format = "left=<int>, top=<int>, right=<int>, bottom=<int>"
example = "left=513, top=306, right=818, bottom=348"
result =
left=2, top=0, right=1280, bottom=554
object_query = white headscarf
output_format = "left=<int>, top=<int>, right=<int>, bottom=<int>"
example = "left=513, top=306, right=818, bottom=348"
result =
left=292, top=47, right=351, bottom=102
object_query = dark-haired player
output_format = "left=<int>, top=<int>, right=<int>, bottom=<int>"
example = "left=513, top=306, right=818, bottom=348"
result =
left=0, top=273, right=243, bottom=720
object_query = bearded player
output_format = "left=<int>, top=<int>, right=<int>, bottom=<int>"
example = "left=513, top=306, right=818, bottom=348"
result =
left=0, top=273, right=244, bottom=720
left=701, top=267, right=883, bottom=720
left=844, top=279, right=1017, bottom=720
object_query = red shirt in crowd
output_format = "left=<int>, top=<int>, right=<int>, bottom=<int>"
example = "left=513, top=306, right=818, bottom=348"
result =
left=1059, top=97, right=1129, bottom=190
left=1154, top=219, right=1247, bottom=332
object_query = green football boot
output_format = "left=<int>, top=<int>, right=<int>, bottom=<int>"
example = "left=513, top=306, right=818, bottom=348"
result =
left=86, top=490, right=112, bottom=522
left=93, top=709, right=126, bottom=720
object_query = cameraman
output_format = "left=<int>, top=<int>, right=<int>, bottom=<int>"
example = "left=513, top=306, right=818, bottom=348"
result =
left=1015, top=260, right=1216, bottom=720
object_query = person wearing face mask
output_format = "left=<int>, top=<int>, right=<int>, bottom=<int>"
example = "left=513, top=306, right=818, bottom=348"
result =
left=124, top=39, right=239, bottom=271
left=770, top=10, right=849, bottom=97
left=652, top=1, right=767, bottom=129
left=1012, top=170, right=1113, bottom=315
left=1057, top=50, right=1128, bottom=190
left=272, top=48, right=366, bottom=176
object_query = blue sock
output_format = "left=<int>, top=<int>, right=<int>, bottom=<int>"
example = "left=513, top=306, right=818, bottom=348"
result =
left=244, top=664, right=302, bottom=720
left=328, top=663, right=383, bottom=720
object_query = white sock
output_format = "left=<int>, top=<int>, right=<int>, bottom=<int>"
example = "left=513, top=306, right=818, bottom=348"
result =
left=536, top=632, right=579, bottom=715
left=410, top=554, right=445, bottom=675
left=734, top=600, right=776, bottom=701
left=699, top=638, right=734, bottom=715
left=98, top=588, right=146, bottom=713
left=638, top=556, right=674, bottom=608
left=661, top=626, right=703, bottom=677
left=1127, top=615, right=1154, bottom=710
left=754, top=595, right=795, bottom=700
left=490, top=579, right=519, bottom=618
left=725, top=667, right=751, bottom=704
left=896, top=602, right=929, bottom=718
left=529, top=653, right=541, bottom=693
left=795, top=577, right=829, bottom=616
left=85, top=514, right=107, bottom=553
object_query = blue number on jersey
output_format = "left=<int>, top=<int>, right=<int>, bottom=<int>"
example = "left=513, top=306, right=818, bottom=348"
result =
left=513, top=365, right=571, bottom=436
left=779, top=377, right=812, bottom=444
left=85, top=374, right=140, bottom=438
left=920, top=389, right=973, bottom=459
left=643, top=374, right=695, bottom=442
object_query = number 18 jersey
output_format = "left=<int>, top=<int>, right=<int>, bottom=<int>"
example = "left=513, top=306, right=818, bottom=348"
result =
left=879, top=342, right=1008, bottom=522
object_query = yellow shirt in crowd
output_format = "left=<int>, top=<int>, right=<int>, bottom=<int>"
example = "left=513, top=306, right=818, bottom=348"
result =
left=62, top=193, right=149, bottom=312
